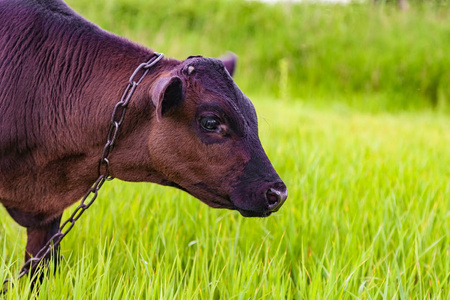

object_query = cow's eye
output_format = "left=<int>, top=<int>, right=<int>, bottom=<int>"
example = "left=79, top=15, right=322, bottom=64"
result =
left=200, top=116, right=220, bottom=132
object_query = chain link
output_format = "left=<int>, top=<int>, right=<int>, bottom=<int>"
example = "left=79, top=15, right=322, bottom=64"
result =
left=1, top=52, right=164, bottom=295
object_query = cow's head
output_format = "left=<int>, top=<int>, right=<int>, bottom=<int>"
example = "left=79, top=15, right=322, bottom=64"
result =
left=147, top=55, right=287, bottom=217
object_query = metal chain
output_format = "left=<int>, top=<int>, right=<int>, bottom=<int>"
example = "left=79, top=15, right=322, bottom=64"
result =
left=1, top=52, right=164, bottom=295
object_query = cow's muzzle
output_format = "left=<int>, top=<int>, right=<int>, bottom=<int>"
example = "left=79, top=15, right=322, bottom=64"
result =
left=233, top=181, right=288, bottom=217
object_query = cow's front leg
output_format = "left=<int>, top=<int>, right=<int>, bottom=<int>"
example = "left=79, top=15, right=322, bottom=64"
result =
left=5, top=208, right=63, bottom=283
left=25, top=215, right=62, bottom=280
left=25, top=215, right=61, bottom=260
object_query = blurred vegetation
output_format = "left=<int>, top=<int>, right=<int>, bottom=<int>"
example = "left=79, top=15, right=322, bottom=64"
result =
left=66, top=0, right=450, bottom=111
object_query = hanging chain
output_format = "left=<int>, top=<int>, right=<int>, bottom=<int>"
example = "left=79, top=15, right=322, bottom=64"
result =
left=1, top=52, right=164, bottom=295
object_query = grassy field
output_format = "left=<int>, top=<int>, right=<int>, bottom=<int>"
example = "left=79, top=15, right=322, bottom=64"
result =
left=2, top=0, right=450, bottom=298
left=1, top=99, right=449, bottom=299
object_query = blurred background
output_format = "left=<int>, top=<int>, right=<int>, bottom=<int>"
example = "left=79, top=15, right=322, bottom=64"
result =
left=67, top=0, right=449, bottom=112
left=1, top=1, right=448, bottom=298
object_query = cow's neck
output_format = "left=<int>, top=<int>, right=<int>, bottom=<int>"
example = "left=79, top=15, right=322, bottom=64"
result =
left=39, top=17, right=173, bottom=147
left=28, top=7, right=178, bottom=181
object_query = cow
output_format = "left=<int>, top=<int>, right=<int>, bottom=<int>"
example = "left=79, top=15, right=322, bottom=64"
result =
left=0, top=0, right=287, bottom=280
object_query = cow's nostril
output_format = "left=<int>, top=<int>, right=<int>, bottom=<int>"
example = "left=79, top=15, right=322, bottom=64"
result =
left=266, top=187, right=288, bottom=212
left=266, top=189, right=279, bottom=205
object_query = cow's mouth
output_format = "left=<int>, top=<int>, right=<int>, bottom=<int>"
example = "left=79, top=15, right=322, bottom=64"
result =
left=235, top=208, right=273, bottom=218
left=189, top=191, right=273, bottom=217
left=208, top=195, right=274, bottom=217
left=209, top=199, right=273, bottom=218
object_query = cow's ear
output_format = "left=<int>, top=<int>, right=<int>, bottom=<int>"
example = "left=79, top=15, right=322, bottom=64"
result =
left=151, top=76, right=184, bottom=122
left=220, top=52, right=237, bottom=77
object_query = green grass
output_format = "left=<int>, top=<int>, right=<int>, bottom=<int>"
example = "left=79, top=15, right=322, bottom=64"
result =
left=1, top=98, right=449, bottom=298
left=1, top=0, right=449, bottom=298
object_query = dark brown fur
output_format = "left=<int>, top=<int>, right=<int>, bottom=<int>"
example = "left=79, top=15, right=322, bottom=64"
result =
left=0, top=0, right=287, bottom=276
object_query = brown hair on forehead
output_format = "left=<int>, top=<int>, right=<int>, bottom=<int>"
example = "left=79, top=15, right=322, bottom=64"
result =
left=180, top=57, right=238, bottom=103
left=180, top=56, right=258, bottom=136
